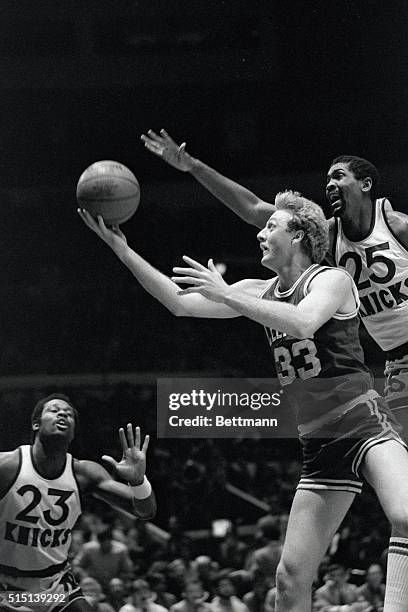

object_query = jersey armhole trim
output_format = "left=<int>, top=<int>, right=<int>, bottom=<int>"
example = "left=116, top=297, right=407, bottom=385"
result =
left=331, top=217, right=339, bottom=263
left=0, top=447, right=22, bottom=500
left=72, top=458, right=84, bottom=513
left=381, top=199, right=408, bottom=257
left=303, top=267, right=360, bottom=319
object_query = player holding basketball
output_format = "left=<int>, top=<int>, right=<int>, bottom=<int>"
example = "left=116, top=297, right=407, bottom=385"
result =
left=79, top=193, right=408, bottom=612
left=141, top=131, right=408, bottom=421
left=0, top=393, right=156, bottom=612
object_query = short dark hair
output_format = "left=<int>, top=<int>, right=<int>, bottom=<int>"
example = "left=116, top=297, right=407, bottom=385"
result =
left=31, top=393, right=78, bottom=440
left=331, top=155, right=380, bottom=200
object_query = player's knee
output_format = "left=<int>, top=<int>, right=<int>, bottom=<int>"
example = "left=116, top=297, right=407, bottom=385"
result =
left=276, top=558, right=311, bottom=601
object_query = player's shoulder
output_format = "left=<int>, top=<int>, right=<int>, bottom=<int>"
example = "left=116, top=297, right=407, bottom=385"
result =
left=308, top=266, right=353, bottom=293
left=73, top=458, right=108, bottom=491
left=384, top=208, right=408, bottom=237
left=0, top=448, right=22, bottom=499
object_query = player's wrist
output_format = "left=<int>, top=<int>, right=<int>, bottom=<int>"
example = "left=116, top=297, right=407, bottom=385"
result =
left=188, top=156, right=203, bottom=174
left=128, top=475, right=152, bottom=498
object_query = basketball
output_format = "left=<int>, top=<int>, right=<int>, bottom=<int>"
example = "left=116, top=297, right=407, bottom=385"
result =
left=76, top=160, right=140, bottom=225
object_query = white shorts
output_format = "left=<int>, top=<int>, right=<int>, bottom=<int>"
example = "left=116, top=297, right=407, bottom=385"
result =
left=0, top=568, right=85, bottom=612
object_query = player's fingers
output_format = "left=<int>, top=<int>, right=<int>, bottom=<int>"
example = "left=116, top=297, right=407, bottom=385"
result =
left=101, top=455, right=118, bottom=470
left=119, top=427, right=128, bottom=451
left=143, top=141, right=163, bottom=157
left=172, top=276, right=202, bottom=285
left=96, top=215, right=108, bottom=232
left=177, top=287, right=202, bottom=295
left=182, top=255, right=207, bottom=270
left=160, top=129, right=178, bottom=145
left=147, top=129, right=165, bottom=143
left=127, top=422, right=135, bottom=447
left=208, top=258, right=217, bottom=271
left=178, top=143, right=187, bottom=156
left=172, top=266, right=202, bottom=277
left=142, top=433, right=150, bottom=453
left=134, top=425, right=141, bottom=449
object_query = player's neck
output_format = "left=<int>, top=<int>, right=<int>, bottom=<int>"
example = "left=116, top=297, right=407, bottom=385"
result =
left=32, top=437, right=68, bottom=478
left=340, top=196, right=374, bottom=241
left=276, top=256, right=313, bottom=292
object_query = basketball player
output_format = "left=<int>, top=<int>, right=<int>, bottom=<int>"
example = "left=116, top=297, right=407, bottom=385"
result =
left=0, top=393, right=156, bottom=612
left=141, top=131, right=408, bottom=419
left=79, top=193, right=408, bottom=612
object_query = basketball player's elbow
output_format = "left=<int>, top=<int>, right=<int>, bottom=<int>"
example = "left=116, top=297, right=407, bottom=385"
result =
left=294, top=318, right=319, bottom=339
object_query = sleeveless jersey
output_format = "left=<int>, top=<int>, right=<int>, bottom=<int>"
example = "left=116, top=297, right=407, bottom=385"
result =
left=262, top=265, right=373, bottom=426
left=0, top=445, right=81, bottom=576
left=333, top=197, right=408, bottom=351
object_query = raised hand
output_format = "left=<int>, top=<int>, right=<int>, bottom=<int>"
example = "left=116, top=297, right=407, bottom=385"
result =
left=78, top=208, right=128, bottom=256
left=141, top=129, right=194, bottom=172
left=102, top=424, right=150, bottom=486
left=172, top=255, right=229, bottom=303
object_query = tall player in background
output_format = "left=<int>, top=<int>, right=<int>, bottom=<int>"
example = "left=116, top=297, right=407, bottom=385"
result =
left=79, top=193, right=408, bottom=612
left=141, top=130, right=408, bottom=422
left=0, top=393, right=156, bottom=612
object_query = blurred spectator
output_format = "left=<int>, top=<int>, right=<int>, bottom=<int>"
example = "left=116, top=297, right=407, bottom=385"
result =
left=166, top=516, right=194, bottom=562
left=80, top=577, right=116, bottom=612
left=242, top=571, right=273, bottom=612
left=313, top=564, right=366, bottom=610
left=106, top=578, right=128, bottom=612
left=74, top=526, right=133, bottom=589
left=170, top=580, right=212, bottom=612
left=246, top=516, right=282, bottom=578
left=218, top=525, right=248, bottom=570
left=211, top=574, right=249, bottom=612
left=193, top=556, right=219, bottom=597
left=147, top=572, right=177, bottom=609
left=263, top=586, right=276, bottom=612
left=166, top=559, right=193, bottom=600
left=356, top=564, right=385, bottom=612
left=120, top=579, right=169, bottom=612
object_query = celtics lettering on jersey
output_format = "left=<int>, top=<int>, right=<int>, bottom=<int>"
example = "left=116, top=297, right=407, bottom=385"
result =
left=334, top=198, right=408, bottom=351
left=0, top=446, right=81, bottom=574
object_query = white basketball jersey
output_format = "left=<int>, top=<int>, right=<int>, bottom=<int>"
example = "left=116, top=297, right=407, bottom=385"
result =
left=0, top=445, right=81, bottom=575
left=334, top=198, right=408, bottom=351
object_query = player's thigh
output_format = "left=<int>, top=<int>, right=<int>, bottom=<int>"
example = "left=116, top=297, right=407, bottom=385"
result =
left=361, top=439, right=408, bottom=530
left=279, top=488, right=355, bottom=582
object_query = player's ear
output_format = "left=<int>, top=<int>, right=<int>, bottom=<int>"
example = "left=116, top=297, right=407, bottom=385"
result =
left=32, top=420, right=40, bottom=432
left=292, top=230, right=304, bottom=244
left=361, top=177, right=372, bottom=193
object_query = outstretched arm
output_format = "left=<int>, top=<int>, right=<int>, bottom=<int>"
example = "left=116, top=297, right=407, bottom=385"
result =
left=78, top=208, right=245, bottom=319
left=76, top=425, right=156, bottom=520
left=173, top=259, right=355, bottom=338
left=141, top=129, right=275, bottom=228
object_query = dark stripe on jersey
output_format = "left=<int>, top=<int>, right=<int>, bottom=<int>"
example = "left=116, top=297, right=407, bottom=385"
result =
left=0, top=560, right=67, bottom=578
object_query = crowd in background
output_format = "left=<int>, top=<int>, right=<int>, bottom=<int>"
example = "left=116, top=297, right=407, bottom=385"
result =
left=68, top=508, right=387, bottom=612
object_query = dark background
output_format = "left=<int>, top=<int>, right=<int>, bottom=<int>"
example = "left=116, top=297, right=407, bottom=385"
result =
left=0, top=1, right=407, bottom=529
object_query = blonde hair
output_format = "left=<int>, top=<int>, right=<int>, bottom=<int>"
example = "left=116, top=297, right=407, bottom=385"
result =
left=274, top=190, right=329, bottom=263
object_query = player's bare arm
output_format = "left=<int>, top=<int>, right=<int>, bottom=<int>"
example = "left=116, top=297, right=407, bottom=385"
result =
left=173, top=259, right=355, bottom=338
left=0, top=450, right=20, bottom=499
left=74, top=424, right=156, bottom=520
left=78, top=208, right=246, bottom=318
left=141, top=128, right=275, bottom=228
left=384, top=209, right=408, bottom=250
